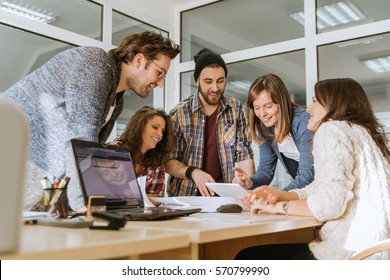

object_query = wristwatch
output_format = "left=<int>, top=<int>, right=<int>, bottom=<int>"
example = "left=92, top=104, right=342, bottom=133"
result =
left=282, top=201, right=290, bottom=216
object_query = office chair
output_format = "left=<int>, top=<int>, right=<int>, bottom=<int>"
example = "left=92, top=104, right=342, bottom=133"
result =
left=351, top=239, right=390, bottom=260
left=0, top=97, right=30, bottom=253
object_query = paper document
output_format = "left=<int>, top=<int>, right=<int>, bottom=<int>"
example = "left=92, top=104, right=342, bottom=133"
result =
left=180, top=212, right=285, bottom=224
left=22, top=211, right=51, bottom=221
left=138, top=176, right=156, bottom=208
left=153, top=196, right=239, bottom=212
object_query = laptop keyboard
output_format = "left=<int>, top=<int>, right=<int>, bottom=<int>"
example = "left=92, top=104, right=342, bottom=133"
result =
left=107, top=207, right=177, bottom=215
left=103, top=207, right=201, bottom=221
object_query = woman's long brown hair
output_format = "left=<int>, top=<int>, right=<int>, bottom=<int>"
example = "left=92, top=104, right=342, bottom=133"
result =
left=315, top=78, right=390, bottom=160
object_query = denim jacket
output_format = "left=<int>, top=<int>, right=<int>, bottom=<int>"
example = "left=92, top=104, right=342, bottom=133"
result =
left=250, top=106, right=314, bottom=191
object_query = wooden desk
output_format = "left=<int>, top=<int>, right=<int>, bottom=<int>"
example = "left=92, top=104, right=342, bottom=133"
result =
left=0, top=224, right=189, bottom=260
left=0, top=213, right=321, bottom=260
left=125, top=212, right=323, bottom=260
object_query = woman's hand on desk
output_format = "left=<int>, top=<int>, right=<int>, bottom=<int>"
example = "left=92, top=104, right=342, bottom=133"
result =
left=239, top=186, right=278, bottom=208
left=249, top=187, right=282, bottom=215
left=248, top=186, right=279, bottom=205
left=251, top=199, right=284, bottom=215
left=239, top=191, right=253, bottom=208
left=147, top=194, right=162, bottom=207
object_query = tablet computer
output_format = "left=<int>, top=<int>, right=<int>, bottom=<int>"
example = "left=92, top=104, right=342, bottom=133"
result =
left=205, top=183, right=250, bottom=209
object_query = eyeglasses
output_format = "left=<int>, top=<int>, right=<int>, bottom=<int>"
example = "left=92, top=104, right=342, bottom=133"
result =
left=149, top=60, right=166, bottom=80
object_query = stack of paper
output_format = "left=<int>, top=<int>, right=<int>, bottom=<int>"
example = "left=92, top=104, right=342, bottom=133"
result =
left=180, top=212, right=285, bottom=223
left=153, top=196, right=240, bottom=212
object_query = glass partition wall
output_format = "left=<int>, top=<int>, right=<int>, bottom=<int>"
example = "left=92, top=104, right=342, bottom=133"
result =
left=1, top=0, right=389, bottom=187
left=179, top=0, right=390, bottom=187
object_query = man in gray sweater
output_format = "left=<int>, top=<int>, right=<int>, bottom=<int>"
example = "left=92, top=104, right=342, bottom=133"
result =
left=3, top=31, right=180, bottom=211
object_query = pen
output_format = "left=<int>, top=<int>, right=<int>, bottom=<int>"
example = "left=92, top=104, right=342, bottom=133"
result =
left=40, top=178, right=49, bottom=189
left=43, top=176, right=52, bottom=189
left=57, top=177, right=66, bottom=189
left=41, top=177, right=52, bottom=207
left=52, top=176, right=58, bottom=189
left=60, top=176, right=70, bottom=189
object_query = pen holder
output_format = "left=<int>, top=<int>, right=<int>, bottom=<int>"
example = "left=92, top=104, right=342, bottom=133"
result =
left=43, top=188, right=69, bottom=218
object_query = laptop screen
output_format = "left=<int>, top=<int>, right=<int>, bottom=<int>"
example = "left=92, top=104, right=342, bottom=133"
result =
left=71, top=139, right=144, bottom=207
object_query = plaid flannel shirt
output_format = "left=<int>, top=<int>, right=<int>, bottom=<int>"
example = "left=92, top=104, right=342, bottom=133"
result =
left=137, top=165, right=165, bottom=196
left=168, top=93, right=253, bottom=196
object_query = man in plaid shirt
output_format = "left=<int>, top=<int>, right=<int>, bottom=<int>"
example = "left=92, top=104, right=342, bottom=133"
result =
left=166, top=48, right=254, bottom=196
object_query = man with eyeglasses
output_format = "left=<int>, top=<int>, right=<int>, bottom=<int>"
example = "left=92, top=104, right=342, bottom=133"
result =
left=166, top=48, right=255, bottom=197
left=3, top=31, right=180, bottom=212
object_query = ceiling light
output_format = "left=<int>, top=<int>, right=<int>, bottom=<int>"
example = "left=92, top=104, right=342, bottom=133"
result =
left=361, top=56, right=390, bottom=73
left=290, top=1, right=365, bottom=29
left=335, top=35, right=384, bottom=48
left=0, top=0, right=56, bottom=24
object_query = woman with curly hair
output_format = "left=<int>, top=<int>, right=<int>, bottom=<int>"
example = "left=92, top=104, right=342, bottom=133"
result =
left=112, top=105, right=173, bottom=205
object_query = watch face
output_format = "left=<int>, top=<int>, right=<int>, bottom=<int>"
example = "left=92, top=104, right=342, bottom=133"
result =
left=283, top=201, right=289, bottom=215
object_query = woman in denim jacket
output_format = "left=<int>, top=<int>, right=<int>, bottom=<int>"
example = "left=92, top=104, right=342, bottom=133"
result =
left=234, top=74, right=314, bottom=191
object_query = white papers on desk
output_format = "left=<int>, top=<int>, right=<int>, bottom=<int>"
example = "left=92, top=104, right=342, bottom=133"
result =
left=153, top=196, right=239, bottom=212
left=180, top=212, right=285, bottom=223
left=22, top=211, right=51, bottom=221
left=138, top=176, right=156, bottom=208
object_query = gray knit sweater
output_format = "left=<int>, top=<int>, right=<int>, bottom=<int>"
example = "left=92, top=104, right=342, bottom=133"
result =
left=3, top=47, right=124, bottom=210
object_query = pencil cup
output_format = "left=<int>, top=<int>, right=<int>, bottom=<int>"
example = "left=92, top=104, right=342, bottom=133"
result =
left=53, top=188, right=69, bottom=218
left=41, top=175, right=70, bottom=216
left=43, top=188, right=69, bottom=218
left=43, top=188, right=56, bottom=212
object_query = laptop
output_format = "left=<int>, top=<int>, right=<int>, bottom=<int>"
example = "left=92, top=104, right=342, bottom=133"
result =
left=70, top=139, right=201, bottom=220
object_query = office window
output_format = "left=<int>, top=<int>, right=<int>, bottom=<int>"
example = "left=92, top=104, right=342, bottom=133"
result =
left=318, top=33, right=390, bottom=114
left=316, top=0, right=390, bottom=34
left=181, top=0, right=304, bottom=62
left=0, top=23, right=74, bottom=93
left=112, top=10, right=165, bottom=45
left=181, top=50, right=306, bottom=105
left=179, top=0, right=390, bottom=182
left=0, top=0, right=103, bottom=40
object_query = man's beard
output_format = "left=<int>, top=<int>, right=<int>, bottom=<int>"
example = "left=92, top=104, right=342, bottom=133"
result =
left=198, top=84, right=224, bottom=106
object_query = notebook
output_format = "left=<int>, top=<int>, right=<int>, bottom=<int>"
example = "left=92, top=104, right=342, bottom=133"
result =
left=70, top=139, right=201, bottom=220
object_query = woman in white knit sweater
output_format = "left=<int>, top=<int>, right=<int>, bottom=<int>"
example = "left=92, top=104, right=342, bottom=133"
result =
left=236, top=78, right=390, bottom=260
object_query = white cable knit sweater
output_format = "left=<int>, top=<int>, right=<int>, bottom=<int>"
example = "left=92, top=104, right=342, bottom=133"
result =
left=294, top=120, right=390, bottom=259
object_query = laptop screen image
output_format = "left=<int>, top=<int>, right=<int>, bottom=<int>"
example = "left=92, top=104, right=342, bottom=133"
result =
left=71, top=139, right=144, bottom=209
